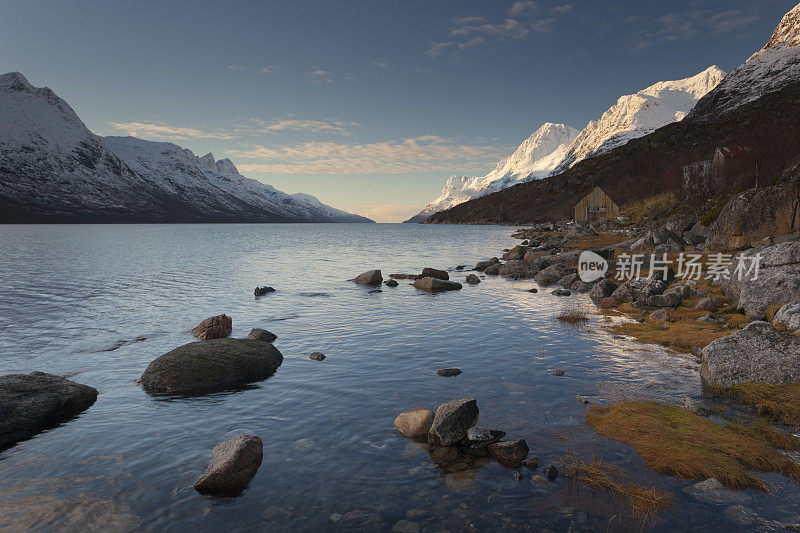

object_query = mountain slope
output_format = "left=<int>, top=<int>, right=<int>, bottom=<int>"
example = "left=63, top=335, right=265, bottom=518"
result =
left=405, top=123, right=578, bottom=222
left=0, top=72, right=372, bottom=223
left=688, top=3, right=800, bottom=122
left=551, top=66, right=725, bottom=174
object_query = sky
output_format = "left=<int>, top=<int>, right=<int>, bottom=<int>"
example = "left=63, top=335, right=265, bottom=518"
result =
left=0, top=0, right=794, bottom=221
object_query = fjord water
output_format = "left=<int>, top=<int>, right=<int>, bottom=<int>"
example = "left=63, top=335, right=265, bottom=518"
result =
left=0, top=223, right=797, bottom=531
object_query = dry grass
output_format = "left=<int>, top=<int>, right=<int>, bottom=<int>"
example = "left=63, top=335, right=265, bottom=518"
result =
left=722, top=384, right=800, bottom=426
left=619, top=192, right=677, bottom=226
left=565, top=456, right=672, bottom=519
left=557, top=306, right=590, bottom=325
left=585, top=401, right=800, bottom=490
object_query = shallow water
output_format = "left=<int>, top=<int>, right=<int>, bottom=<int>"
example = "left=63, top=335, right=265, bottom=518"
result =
left=0, top=223, right=798, bottom=532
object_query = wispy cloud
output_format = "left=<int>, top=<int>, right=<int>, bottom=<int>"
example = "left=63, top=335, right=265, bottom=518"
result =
left=343, top=203, right=428, bottom=223
left=228, top=135, right=510, bottom=174
left=236, top=118, right=359, bottom=135
left=260, top=65, right=282, bottom=73
left=227, top=65, right=247, bottom=71
left=427, top=1, right=573, bottom=57
left=628, top=9, right=760, bottom=51
left=371, top=60, right=391, bottom=69
left=108, top=121, right=234, bottom=140
left=309, top=68, right=333, bottom=84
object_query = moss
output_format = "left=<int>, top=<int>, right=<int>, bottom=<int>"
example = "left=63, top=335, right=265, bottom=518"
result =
left=619, top=193, right=677, bottom=226
left=699, top=202, right=724, bottom=226
left=566, top=456, right=672, bottom=519
left=586, top=401, right=800, bottom=490
left=721, top=384, right=800, bottom=426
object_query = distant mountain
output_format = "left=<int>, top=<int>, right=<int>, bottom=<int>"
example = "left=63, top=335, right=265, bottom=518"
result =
left=551, top=66, right=725, bottom=174
left=687, top=3, right=800, bottom=122
left=425, top=3, right=800, bottom=225
left=0, top=72, right=372, bottom=223
left=405, top=123, right=578, bottom=222
left=408, top=67, right=723, bottom=223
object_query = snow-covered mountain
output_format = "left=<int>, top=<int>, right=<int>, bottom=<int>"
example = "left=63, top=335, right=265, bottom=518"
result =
left=406, top=123, right=578, bottom=222
left=550, top=66, right=725, bottom=174
left=0, top=72, right=372, bottom=223
left=688, top=3, right=800, bottom=122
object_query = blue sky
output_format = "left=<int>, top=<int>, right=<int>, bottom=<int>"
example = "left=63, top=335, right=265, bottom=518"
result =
left=0, top=0, right=794, bottom=221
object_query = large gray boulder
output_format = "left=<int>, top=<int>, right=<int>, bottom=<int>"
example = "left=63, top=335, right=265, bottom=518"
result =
left=534, top=264, right=575, bottom=287
left=700, top=321, right=800, bottom=387
left=421, top=267, right=448, bottom=280
left=0, top=372, right=98, bottom=450
left=611, top=278, right=667, bottom=303
left=589, top=279, right=618, bottom=301
left=412, top=277, right=462, bottom=293
left=351, top=270, right=383, bottom=285
left=428, top=399, right=479, bottom=446
left=501, top=246, right=527, bottom=260
left=193, top=434, right=263, bottom=494
left=497, top=260, right=539, bottom=279
left=706, top=181, right=800, bottom=250
left=774, top=302, right=800, bottom=331
left=722, top=240, right=800, bottom=319
left=139, top=339, right=283, bottom=395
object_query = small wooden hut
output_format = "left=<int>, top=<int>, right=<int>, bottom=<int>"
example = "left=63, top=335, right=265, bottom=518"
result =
left=574, top=186, right=619, bottom=224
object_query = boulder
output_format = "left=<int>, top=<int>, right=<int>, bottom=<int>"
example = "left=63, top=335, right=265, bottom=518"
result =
left=389, top=273, right=418, bottom=280
left=427, top=399, right=479, bottom=446
left=487, top=439, right=529, bottom=466
left=611, top=278, right=667, bottom=303
left=644, top=289, right=683, bottom=308
left=246, top=328, right=277, bottom=343
left=498, top=260, right=539, bottom=279
left=412, top=277, right=462, bottom=293
left=774, top=302, right=800, bottom=331
left=501, top=246, right=527, bottom=260
left=484, top=264, right=501, bottom=275
left=421, top=267, right=449, bottom=280
left=551, top=289, right=571, bottom=296
left=384, top=279, right=399, bottom=287
left=599, top=296, right=620, bottom=308
left=558, top=273, right=579, bottom=288
left=394, top=408, right=434, bottom=439
left=570, top=280, right=595, bottom=293
left=351, top=270, right=383, bottom=285
left=309, top=352, right=326, bottom=361
left=139, top=339, right=283, bottom=395
left=436, top=368, right=462, bottom=377
left=466, top=427, right=505, bottom=445
left=589, top=279, right=618, bottom=302
left=475, top=258, right=500, bottom=271
left=534, top=264, right=575, bottom=287
left=706, top=181, right=800, bottom=250
left=254, top=286, right=275, bottom=296
left=0, top=372, right=98, bottom=451
left=465, top=274, right=481, bottom=285
left=694, top=297, right=719, bottom=312
left=193, top=434, right=263, bottom=495
left=191, top=314, right=232, bottom=340
left=649, top=309, right=671, bottom=322
left=722, top=241, right=800, bottom=319
left=700, top=321, right=800, bottom=387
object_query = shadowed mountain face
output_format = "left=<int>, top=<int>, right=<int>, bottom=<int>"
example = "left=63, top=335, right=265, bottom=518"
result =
left=0, top=72, right=373, bottom=224
left=426, top=4, right=800, bottom=225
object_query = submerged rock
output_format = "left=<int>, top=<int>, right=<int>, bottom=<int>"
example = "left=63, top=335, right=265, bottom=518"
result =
left=428, top=399, right=479, bottom=446
left=191, top=314, right=232, bottom=340
left=394, top=408, right=435, bottom=439
left=467, top=427, right=505, bottom=445
left=412, top=277, right=462, bottom=293
left=483, top=264, right=501, bottom=275
left=421, top=267, right=449, bottom=280
left=487, top=439, right=529, bottom=466
left=551, top=289, right=571, bottom=296
left=475, top=258, right=500, bottom=271
left=436, top=368, right=462, bottom=377
left=389, top=273, right=418, bottom=280
left=545, top=464, right=558, bottom=480
left=309, top=352, right=326, bottom=361
left=522, top=456, right=539, bottom=469
left=351, top=270, right=383, bottom=285
left=684, top=478, right=750, bottom=505
left=0, top=372, right=98, bottom=451
left=246, top=328, right=277, bottom=343
left=465, top=274, right=481, bottom=285
left=384, top=279, right=399, bottom=287
left=193, top=434, right=263, bottom=495
left=254, top=286, right=275, bottom=296
left=701, top=321, right=800, bottom=387
left=139, top=339, right=283, bottom=394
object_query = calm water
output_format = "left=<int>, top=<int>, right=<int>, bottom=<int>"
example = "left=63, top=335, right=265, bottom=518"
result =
left=0, top=223, right=798, bottom=532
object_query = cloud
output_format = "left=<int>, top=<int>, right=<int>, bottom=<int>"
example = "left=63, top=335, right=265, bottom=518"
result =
left=371, top=61, right=391, bottom=69
left=260, top=65, right=282, bottom=73
left=427, top=2, right=573, bottom=57
left=237, top=118, right=359, bottom=135
left=227, top=135, right=511, bottom=175
left=342, top=203, right=428, bottom=223
left=227, top=65, right=247, bottom=71
left=629, top=9, right=760, bottom=51
left=309, top=69, right=333, bottom=84
left=108, top=121, right=234, bottom=140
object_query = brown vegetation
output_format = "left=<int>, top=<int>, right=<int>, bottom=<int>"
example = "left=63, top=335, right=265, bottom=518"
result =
left=565, top=455, right=672, bottom=519
left=557, top=306, right=589, bottom=325
left=586, top=401, right=800, bottom=490
left=721, top=384, right=800, bottom=426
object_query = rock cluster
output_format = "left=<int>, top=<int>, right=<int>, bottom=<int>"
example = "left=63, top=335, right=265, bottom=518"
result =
left=191, top=314, right=232, bottom=340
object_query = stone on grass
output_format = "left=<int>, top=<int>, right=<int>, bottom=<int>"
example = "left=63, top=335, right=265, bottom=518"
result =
left=193, top=434, right=263, bottom=495
left=649, top=309, right=671, bottom=322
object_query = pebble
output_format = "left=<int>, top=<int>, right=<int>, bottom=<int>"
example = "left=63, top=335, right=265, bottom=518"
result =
left=522, top=456, right=539, bottom=469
